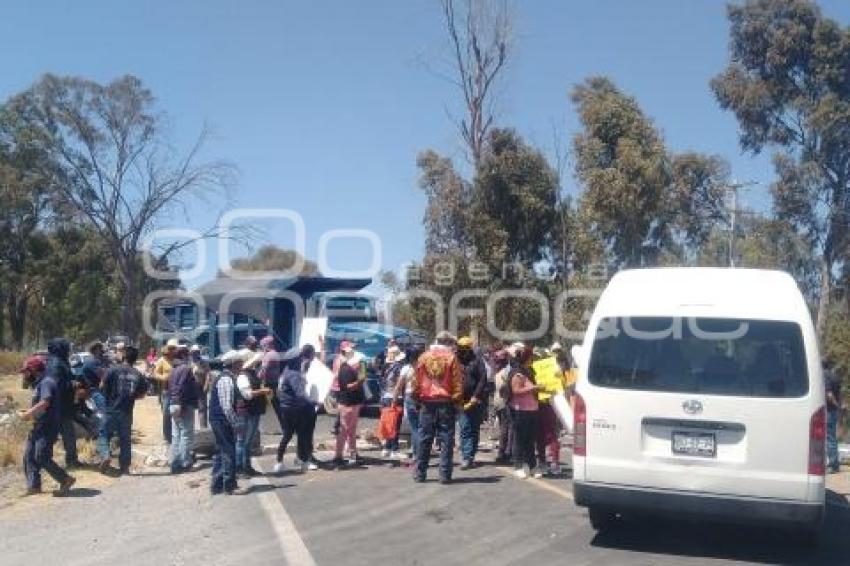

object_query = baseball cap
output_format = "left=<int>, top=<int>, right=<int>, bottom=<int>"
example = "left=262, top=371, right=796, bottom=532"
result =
left=435, top=331, right=457, bottom=345
left=20, top=356, right=46, bottom=374
left=165, top=338, right=180, bottom=349
left=220, top=350, right=242, bottom=366
left=457, top=336, right=473, bottom=348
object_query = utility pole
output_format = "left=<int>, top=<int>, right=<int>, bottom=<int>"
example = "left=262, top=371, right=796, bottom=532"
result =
left=727, top=180, right=757, bottom=268
left=729, top=185, right=737, bottom=268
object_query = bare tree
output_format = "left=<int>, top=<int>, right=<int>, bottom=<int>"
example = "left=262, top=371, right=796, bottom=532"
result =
left=11, top=74, right=238, bottom=340
left=440, top=0, right=511, bottom=166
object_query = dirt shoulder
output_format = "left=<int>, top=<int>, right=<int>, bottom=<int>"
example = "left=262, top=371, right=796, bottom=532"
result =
left=0, top=377, right=165, bottom=510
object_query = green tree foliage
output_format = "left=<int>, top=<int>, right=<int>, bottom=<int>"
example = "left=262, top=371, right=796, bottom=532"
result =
left=710, top=0, right=850, bottom=338
left=470, top=128, right=558, bottom=268
left=0, top=100, right=57, bottom=349
left=572, top=77, right=671, bottom=267
left=8, top=74, right=236, bottom=342
left=229, top=245, right=319, bottom=275
left=405, top=128, right=563, bottom=342
left=572, top=77, right=730, bottom=268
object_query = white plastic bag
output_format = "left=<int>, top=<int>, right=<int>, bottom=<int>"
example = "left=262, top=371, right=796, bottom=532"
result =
left=552, top=392, right=573, bottom=434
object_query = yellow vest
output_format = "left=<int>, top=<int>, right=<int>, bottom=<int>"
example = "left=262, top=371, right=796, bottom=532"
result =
left=532, top=356, right=565, bottom=403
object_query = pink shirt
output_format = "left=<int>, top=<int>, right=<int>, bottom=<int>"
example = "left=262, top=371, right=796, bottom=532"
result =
left=510, top=373, right=539, bottom=412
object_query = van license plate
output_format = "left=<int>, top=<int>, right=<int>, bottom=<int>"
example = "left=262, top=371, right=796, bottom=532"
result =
left=671, top=431, right=716, bottom=457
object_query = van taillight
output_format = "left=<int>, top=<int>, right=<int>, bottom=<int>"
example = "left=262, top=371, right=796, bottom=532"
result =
left=808, top=406, right=826, bottom=476
left=574, top=392, right=587, bottom=457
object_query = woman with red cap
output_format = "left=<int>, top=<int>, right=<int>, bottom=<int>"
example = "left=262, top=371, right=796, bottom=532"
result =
left=334, top=341, right=366, bottom=467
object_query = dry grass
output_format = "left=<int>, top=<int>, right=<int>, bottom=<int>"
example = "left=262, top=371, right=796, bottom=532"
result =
left=0, top=374, right=32, bottom=470
left=0, top=422, right=27, bottom=468
left=0, top=352, right=26, bottom=375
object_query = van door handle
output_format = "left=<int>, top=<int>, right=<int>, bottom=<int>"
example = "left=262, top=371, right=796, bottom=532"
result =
left=642, top=417, right=745, bottom=432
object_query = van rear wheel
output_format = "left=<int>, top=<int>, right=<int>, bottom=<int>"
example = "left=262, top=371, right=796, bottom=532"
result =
left=588, top=507, right=617, bottom=531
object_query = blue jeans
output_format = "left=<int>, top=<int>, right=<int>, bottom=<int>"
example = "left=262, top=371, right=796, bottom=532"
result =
left=211, top=419, right=237, bottom=494
left=459, top=402, right=486, bottom=462
left=24, top=428, right=69, bottom=491
left=98, top=411, right=132, bottom=469
left=827, top=408, right=840, bottom=471
left=416, top=402, right=456, bottom=481
left=169, top=406, right=196, bottom=470
left=405, top=398, right=420, bottom=460
left=236, top=413, right=260, bottom=471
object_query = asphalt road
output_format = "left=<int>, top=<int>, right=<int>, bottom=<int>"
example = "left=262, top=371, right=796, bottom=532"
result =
left=3, top=412, right=850, bottom=566
left=255, top=414, right=850, bottom=566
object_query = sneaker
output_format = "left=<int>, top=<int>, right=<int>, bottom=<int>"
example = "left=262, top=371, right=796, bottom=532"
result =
left=390, top=451, right=402, bottom=460
left=305, top=461, right=318, bottom=471
left=347, top=457, right=358, bottom=467
left=549, top=463, right=561, bottom=476
left=533, top=467, right=544, bottom=479
left=273, top=462, right=285, bottom=475
left=25, top=487, right=42, bottom=496
left=439, top=477, right=452, bottom=485
left=513, top=468, right=528, bottom=479
left=460, top=459, right=472, bottom=471
left=381, top=449, right=390, bottom=458
left=56, top=476, right=76, bottom=495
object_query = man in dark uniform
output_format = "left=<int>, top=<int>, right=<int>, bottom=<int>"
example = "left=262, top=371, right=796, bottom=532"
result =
left=47, top=338, right=83, bottom=468
left=19, top=356, right=76, bottom=495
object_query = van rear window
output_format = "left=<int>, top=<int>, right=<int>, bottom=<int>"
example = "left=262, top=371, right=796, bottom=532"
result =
left=587, top=317, right=809, bottom=397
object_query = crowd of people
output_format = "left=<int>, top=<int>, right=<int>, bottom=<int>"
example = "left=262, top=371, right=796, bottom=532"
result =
left=16, top=329, right=577, bottom=496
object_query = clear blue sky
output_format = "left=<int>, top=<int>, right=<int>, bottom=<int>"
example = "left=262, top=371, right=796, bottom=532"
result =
left=3, top=1, right=850, bottom=288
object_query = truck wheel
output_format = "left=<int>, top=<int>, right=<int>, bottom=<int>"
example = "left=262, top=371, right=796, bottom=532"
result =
left=588, top=507, right=617, bottom=531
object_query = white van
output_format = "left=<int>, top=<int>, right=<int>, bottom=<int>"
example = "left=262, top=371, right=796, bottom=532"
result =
left=572, top=268, right=826, bottom=539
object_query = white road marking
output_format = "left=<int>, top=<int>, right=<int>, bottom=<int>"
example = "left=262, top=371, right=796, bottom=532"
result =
left=492, top=464, right=575, bottom=501
left=250, top=474, right=317, bottom=566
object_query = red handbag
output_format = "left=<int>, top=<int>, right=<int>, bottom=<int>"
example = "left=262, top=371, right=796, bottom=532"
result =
left=376, top=405, right=403, bottom=440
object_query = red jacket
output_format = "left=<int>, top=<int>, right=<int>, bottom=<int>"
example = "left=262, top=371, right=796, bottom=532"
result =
left=413, top=346, right=462, bottom=404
